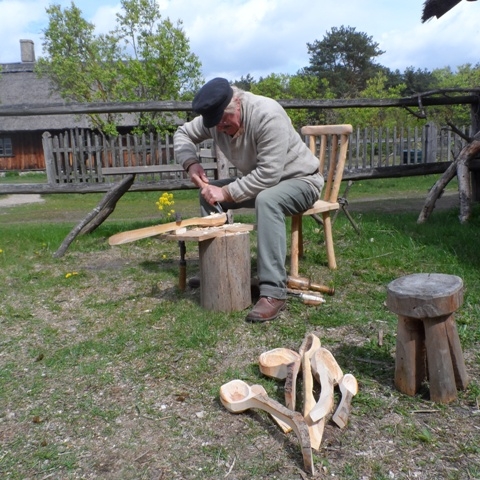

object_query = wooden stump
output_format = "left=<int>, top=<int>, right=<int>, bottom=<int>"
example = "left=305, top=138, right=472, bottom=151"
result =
left=164, top=224, right=254, bottom=312
left=386, top=273, right=469, bottom=403
left=199, top=231, right=251, bottom=312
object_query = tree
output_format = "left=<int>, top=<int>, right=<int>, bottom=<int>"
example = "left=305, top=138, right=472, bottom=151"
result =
left=306, top=26, right=384, bottom=99
left=232, top=74, right=256, bottom=91
left=401, top=66, right=438, bottom=96
left=337, top=72, right=418, bottom=129
left=36, top=0, right=202, bottom=134
left=251, top=73, right=327, bottom=129
left=429, top=64, right=480, bottom=127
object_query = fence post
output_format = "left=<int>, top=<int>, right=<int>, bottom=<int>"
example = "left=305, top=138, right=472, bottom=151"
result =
left=42, top=132, right=57, bottom=185
left=425, top=123, right=437, bottom=163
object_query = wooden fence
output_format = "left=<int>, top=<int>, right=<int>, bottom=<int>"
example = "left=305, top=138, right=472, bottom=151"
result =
left=40, top=123, right=467, bottom=190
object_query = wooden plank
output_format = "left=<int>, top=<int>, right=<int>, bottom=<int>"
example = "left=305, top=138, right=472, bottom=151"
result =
left=43, top=132, right=56, bottom=185
left=163, top=223, right=255, bottom=242
left=102, top=162, right=218, bottom=175
left=94, top=134, right=104, bottom=182
left=69, top=129, right=79, bottom=183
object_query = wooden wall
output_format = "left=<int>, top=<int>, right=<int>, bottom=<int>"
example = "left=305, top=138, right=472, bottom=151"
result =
left=0, top=132, right=45, bottom=171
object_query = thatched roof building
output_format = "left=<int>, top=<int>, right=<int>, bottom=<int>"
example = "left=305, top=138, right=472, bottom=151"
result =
left=422, top=0, right=477, bottom=22
left=0, top=40, right=138, bottom=132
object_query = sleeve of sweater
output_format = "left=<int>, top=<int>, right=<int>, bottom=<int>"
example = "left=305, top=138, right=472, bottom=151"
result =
left=174, top=117, right=212, bottom=170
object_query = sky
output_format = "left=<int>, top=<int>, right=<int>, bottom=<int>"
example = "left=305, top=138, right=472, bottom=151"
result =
left=1, top=0, right=479, bottom=82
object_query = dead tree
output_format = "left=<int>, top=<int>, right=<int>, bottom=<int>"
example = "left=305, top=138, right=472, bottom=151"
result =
left=417, top=129, right=480, bottom=224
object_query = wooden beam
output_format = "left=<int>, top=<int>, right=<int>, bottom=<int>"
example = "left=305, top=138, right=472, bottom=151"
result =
left=0, top=92, right=478, bottom=117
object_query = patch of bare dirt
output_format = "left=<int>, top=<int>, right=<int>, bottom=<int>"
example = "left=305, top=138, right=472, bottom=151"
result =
left=0, top=193, right=45, bottom=207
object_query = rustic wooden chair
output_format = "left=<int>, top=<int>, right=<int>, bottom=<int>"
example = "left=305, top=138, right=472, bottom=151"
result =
left=290, top=124, right=353, bottom=274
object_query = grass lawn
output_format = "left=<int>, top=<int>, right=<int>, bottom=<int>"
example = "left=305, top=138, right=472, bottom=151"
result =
left=0, top=175, right=479, bottom=479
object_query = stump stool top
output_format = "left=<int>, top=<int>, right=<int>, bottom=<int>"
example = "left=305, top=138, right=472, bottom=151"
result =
left=386, top=273, right=463, bottom=319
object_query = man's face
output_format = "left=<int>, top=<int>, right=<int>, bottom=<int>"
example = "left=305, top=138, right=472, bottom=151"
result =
left=216, top=99, right=242, bottom=136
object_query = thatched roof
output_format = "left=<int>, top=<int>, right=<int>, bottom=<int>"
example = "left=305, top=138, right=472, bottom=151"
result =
left=422, top=0, right=477, bottom=22
left=0, top=61, right=137, bottom=132
left=0, top=64, right=91, bottom=131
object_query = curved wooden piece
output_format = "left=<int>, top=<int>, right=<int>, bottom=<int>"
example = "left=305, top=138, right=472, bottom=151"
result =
left=108, top=213, right=227, bottom=245
left=258, top=348, right=301, bottom=380
left=258, top=348, right=301, bottom=411
left=299, top=333, right=323, bottom=449
left=284, top=359, right=301, bottom=411
left=311, top=347, right=343, bottom=385
left=220, top=380, right=314, bottom=475
left=250, top=384, right=292, bottom=434
left=332, top=374, right=358, bottom=429
left=308, top=347, right=343, bottom=423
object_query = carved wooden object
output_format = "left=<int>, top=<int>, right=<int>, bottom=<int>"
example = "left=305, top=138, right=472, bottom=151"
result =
left=386, top=273, right=469, bottom=403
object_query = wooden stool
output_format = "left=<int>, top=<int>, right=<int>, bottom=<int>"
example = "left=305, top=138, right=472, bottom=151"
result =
left=386, top=273, right=469, bottom=403
left=164, top=224, right=254, bottom=312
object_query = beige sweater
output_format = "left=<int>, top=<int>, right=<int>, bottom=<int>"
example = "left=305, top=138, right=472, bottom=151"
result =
left=174, top=91, right=324, bottom=203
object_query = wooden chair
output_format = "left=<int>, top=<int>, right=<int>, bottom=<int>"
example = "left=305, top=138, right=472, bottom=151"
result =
left=290, top=124, right=353, bottom=274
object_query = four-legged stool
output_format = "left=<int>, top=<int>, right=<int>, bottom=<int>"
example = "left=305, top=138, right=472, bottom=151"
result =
left=386, top=273, right=469, bottom=403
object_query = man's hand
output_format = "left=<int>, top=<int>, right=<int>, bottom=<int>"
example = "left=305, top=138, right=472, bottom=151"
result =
left=200, top=184, right=226, bottom=206
left=188, top=163, right=209, bottom=188
left=188, top=163, right=227, bottom=206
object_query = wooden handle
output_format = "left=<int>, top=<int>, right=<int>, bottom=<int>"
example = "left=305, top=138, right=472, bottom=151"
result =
left=250, top=384, right=291, bottom=434
left=249, top=395, right=314, bottom=475
left=287, top=276, right=335, bottom=296
left=108, top=213, right=227, bottom=245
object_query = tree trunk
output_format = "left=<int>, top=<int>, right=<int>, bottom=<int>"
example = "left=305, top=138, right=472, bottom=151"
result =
left=417, top=132, right=480, bottom=224
left=53, top=174, right=135, bottom=258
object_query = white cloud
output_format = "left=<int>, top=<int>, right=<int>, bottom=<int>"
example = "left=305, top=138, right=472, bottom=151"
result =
left=1, top=0, right=479, bottom=79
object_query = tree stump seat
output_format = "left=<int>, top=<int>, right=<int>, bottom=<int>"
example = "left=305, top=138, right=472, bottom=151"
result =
left=386, top=273, right=469, bottom=403
left=163, top=224, right=254, bottom=312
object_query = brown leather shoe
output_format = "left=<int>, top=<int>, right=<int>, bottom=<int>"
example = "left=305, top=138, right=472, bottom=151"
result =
left=245, top=296, right=286, bottom=323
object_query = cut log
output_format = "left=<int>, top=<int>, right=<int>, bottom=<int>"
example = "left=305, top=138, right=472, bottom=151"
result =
left=199, top=230, right=251, bottom=312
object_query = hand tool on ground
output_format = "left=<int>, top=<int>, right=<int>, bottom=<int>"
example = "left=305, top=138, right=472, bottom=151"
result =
left=331, top=373, right=358, bottom=428
left=287, top=276, right=335, bottom=296
left=299, top=333, right=324, bottom=450
left=258, top=348, right=301, bottom=411
left=108, top=213, right=227, bottom=245
left=220, top=379, right=314, bottom=475
left=287, top=288, right=325, bottom=306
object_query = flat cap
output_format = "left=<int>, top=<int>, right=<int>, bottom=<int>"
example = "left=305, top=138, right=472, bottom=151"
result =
left=192, top=77, right=234, bottom=128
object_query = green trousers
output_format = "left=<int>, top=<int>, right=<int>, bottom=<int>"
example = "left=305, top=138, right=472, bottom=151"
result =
left=200, top=178, right=319, bottom=300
